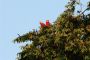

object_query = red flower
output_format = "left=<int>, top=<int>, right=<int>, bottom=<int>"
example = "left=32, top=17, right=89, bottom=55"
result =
left=46, top=20, right=50, bottom=27
left=40, top=21, right=46, bottom=28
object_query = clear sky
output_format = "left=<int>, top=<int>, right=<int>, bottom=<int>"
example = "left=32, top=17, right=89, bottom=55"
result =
left=0, top=0, right=89, bottom=60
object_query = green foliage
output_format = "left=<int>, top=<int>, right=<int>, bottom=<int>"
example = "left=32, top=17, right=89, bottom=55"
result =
left=14, top=0, right=90, bottom=60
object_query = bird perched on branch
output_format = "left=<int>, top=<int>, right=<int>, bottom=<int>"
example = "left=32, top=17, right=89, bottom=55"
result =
left=46, top=20, right=51, bottom=27
left=40, top=20, right=51, bottom=28
left=40, top=21, right=46, bottom=28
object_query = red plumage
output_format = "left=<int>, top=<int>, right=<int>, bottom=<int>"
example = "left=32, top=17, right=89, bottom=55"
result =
left=46, top=20, right=50, bottom=27
left=40, top=21, right=46, bottom=28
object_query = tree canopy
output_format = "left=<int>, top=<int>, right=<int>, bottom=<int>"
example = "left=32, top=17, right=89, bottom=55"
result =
left=14, top=0, right=90, bottom=60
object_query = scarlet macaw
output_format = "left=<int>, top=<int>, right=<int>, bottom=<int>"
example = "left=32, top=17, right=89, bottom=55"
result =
left=46, top=20, right=51, bottom=27
left=40, top=20, right=51, bottom=28
left=40, top=21, right=46, bottom=28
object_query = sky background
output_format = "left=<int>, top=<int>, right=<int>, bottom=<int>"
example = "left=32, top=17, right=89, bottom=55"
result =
left=0, top=0, right=89, bottom=60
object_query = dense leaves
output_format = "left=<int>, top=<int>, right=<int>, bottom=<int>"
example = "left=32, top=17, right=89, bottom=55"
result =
left=14, top=0, right=90, bottom=60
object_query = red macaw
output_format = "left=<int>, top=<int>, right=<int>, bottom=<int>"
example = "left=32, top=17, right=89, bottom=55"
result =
left=40, top=21, right=46, bottom=28
left=46, top=20, right=51, bottom=27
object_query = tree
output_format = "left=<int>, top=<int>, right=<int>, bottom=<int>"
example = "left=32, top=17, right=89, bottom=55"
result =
left=14, top=0, right=90, bottom=60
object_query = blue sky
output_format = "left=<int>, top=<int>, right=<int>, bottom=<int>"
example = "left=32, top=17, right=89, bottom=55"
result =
left=0, top=0, right=89, bottom=60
